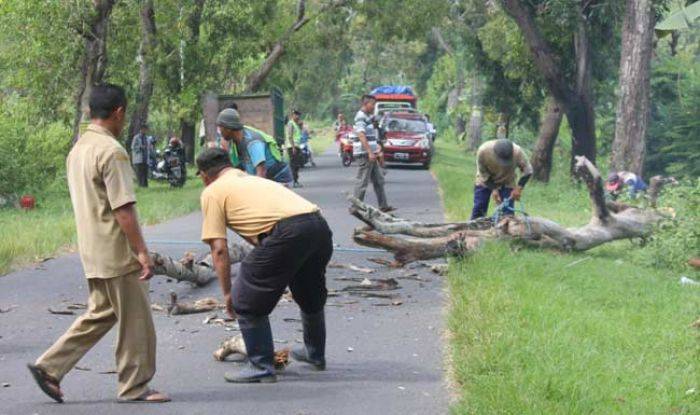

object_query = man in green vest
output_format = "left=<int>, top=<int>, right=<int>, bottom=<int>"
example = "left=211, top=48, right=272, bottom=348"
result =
left=286, top=109, right=305, bottom=188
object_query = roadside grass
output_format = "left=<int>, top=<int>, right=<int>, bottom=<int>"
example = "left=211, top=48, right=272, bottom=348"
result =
left=0, top=173, right=202, bottom=276
left=432, top=138, right=700, bottom=414
left=306, top=119, right=337, bottom=154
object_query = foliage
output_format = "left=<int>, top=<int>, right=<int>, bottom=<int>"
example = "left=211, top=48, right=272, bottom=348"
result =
left=640, top=179, right=700, bottom=272
left=647, top=49, right=700, bottom=177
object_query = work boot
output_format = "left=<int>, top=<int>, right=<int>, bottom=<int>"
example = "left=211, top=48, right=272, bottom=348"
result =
left=291, top=310, right=326, bottom=370
left=224, top=315, right=277, bottom=383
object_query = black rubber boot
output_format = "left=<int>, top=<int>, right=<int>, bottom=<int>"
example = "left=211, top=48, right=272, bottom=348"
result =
left=224, top=315, right=277, bottom=383
left=291, top=310, right=326, bottom=370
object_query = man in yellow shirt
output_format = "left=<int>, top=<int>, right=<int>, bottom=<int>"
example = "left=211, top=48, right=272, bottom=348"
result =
left=27, top=84, right=169, bottom=403
left=196, top=148, right=333, bottom=383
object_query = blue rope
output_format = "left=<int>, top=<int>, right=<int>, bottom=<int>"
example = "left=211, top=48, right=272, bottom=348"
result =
left=491, top=197, right=532, bottom=236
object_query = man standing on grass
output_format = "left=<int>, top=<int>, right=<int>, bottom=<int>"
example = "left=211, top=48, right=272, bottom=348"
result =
left=27, top=84, right=169, bottom=404
left=196, top=148, right=332, bottom=383
left=131, top=124, right=150, bottom=187
left=470, top=138, right=532, bottom=220
left=353, top=94, right=395, bottom=212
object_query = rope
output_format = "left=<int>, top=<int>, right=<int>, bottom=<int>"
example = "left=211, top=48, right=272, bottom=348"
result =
left=491, top=196, right=532, bottom=236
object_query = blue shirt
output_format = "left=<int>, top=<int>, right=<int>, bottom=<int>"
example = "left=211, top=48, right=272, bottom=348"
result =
left=237, top=128, right=293, bottom=184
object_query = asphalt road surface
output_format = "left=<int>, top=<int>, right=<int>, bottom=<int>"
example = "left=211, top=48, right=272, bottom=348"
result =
left=0, top=147, right=448, bottom=415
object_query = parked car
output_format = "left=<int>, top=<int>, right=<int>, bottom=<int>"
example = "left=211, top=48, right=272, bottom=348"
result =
left=380, top=112, right=433, bottom=169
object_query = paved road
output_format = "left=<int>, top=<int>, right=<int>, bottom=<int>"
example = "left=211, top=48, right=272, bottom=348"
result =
left=0, top=148, right=448, bottom=415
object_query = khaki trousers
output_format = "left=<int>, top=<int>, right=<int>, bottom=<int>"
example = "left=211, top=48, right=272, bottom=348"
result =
left=353, top=156, right=388, bottom=209
left=35, top=272, right=156, bottom=399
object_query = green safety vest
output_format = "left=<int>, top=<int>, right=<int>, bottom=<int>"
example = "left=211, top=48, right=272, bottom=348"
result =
left=290, top=121, right=303, bottom=145
left=245, top=125, right=283, bottom=161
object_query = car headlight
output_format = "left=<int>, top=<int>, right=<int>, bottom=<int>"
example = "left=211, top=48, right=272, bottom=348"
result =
left=417, top=137, right=430, bottom=149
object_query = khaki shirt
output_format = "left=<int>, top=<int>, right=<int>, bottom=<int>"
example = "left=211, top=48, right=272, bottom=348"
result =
left=200, top=169, right=319, bottom=244
left=68, top=124, right=141, bottom=279
left=475, top=140, right=533, bottom=188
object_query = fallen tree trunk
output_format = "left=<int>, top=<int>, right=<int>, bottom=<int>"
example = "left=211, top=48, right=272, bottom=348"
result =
left=150, top=243, right=253, bottom=286
left=349, top=196, right=490, bottom=238
left=351, top=156, right=668, bottom=265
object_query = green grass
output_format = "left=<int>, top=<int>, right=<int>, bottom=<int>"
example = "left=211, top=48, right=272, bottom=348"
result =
left=0, top=172, right=203, bottom=276
left=432, top=138, right=700, bottom=414
left=306, top=119, right=337, bottom=154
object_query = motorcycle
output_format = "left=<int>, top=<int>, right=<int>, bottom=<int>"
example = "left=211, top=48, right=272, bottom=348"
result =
left=339, top=136, right=354, bottom=167
left=298, top=142, right=315, bottom=168
left=151, top=146, right=186, bottom=188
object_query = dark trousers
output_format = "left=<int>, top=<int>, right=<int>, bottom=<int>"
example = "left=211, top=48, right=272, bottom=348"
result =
left=134, top=163, right=148, bottom=188
left=470, top=185, right=513, bottom=220
left=233, top=212, right=333, bottom=317
left=287, top=148, right=303, bottom=183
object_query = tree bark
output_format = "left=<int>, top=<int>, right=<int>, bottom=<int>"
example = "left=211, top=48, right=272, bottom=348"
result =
left=611, top=0, right=655, bottom=176
left=180, top=120, right=195, bottom=163
left=350, top=157, right=668, bottom=265
left=531, top=97, right=563, bottom=182
left=127, top=0, right=157, bottom=151
left=501, top=0, right=597, bottom=170
left=246, top=0, right=349, bottom=92
left=72, top=0, right=117, bottom=145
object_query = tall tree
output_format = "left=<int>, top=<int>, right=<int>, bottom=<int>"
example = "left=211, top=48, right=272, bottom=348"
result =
left=531, top=96, right=564, bottom=182
left=501, top=0, right=597, bottom=170
left=611, top=0, right=655, bottom=175
left=180, top=0, right=205, bottom=162
left=127, top=0, right=157, bottom=146
left=72, top=0, right=118, bottom=144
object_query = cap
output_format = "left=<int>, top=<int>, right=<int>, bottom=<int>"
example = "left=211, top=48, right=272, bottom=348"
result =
left=216, top=108, right=243, bottom=130
left=195, top=148, right=231, bottom=175
left=493, top=139, right=514, bottom=167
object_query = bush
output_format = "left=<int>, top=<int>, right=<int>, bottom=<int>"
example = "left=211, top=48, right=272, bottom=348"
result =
left=0, top=95, right=71, bottom=198
left=639, top=179, right=700, bottom=272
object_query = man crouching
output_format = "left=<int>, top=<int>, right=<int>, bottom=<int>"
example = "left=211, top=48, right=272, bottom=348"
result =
left=196, top=148, right=333, bottom=383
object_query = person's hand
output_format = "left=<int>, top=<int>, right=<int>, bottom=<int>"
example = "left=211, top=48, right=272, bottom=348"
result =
left=510, top=186, right=523, bottom=201
left=368, top=152, right=377, bottom=162
left=223, top=292, right=236, bottom=320
left=492, top=189, right=502, bottom=204
left=137, top=251, right=154, bottom=281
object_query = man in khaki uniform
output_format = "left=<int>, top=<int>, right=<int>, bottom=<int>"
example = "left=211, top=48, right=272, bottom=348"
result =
left=27, top=84, right=169, bottom=404
left=470, top=138, right=532, bottom=219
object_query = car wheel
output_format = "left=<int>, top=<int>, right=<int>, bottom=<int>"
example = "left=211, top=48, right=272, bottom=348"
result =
left=422, top=160, right=431, bottom=170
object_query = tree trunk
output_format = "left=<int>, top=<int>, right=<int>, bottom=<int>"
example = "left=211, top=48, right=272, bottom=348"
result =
left=350, top=157, right=668, bottom=265
left=71, top=0, right=117, bottom=145
left=611, top=0, right=655, bottom=176
left=468, top=106, right=482, bottom=150
left=501, top=0, right=597, bottom=171
left=180, top=120, right=195, bottom=164
left=127, top=0, right=157, bottom=151
left=531, top=97, right=563, bottom=182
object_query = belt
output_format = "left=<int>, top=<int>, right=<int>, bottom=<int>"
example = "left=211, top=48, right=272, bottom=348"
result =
left=257, top=211, right=322, bottom=243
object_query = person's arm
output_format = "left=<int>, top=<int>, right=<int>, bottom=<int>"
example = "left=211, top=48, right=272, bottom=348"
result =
left=113, top=204, right=152, bottom=280
left=247, top=141, right=267, bottom=178
left=207, top=238, right=234, bottom=319
left=511, top=148, right=533, bottom=201
left=102, top=147, right=152, bottom=279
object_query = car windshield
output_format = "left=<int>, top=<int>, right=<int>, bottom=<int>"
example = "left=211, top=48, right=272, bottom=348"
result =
left=384, top=118, right=427, bottom=133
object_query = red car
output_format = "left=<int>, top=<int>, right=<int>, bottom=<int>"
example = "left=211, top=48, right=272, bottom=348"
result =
left=380, top=112, right=433, bottom=169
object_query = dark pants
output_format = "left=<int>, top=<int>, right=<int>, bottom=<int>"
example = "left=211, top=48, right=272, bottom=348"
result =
left=470, top=185, right=513, bottom=220
left=134, top=163, right=148, bottom=188
left=287, top=148, right=303, bottom=183
left=233, top=212, right=333, bottom=317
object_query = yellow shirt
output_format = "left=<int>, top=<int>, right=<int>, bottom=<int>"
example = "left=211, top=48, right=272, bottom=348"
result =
left=67, top=124, right=141, bottom=279
left=200, top=169, right=319, bottom=243
left=475, top=140, right=533, bottom=188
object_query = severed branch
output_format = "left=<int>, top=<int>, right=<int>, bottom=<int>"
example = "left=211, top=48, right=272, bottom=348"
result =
left=350, top=157, right=669, bottom=265
left=167, top=292, right=224, bottom=316
left=213, top=334, right=290, bottom=370
left=150, top=243, right=253, bottom=287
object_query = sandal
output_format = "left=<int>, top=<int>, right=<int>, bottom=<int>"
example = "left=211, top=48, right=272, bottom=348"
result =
left=27, top=363, right=63, bottom=403
left=118, top=389, right=171, bottom=404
